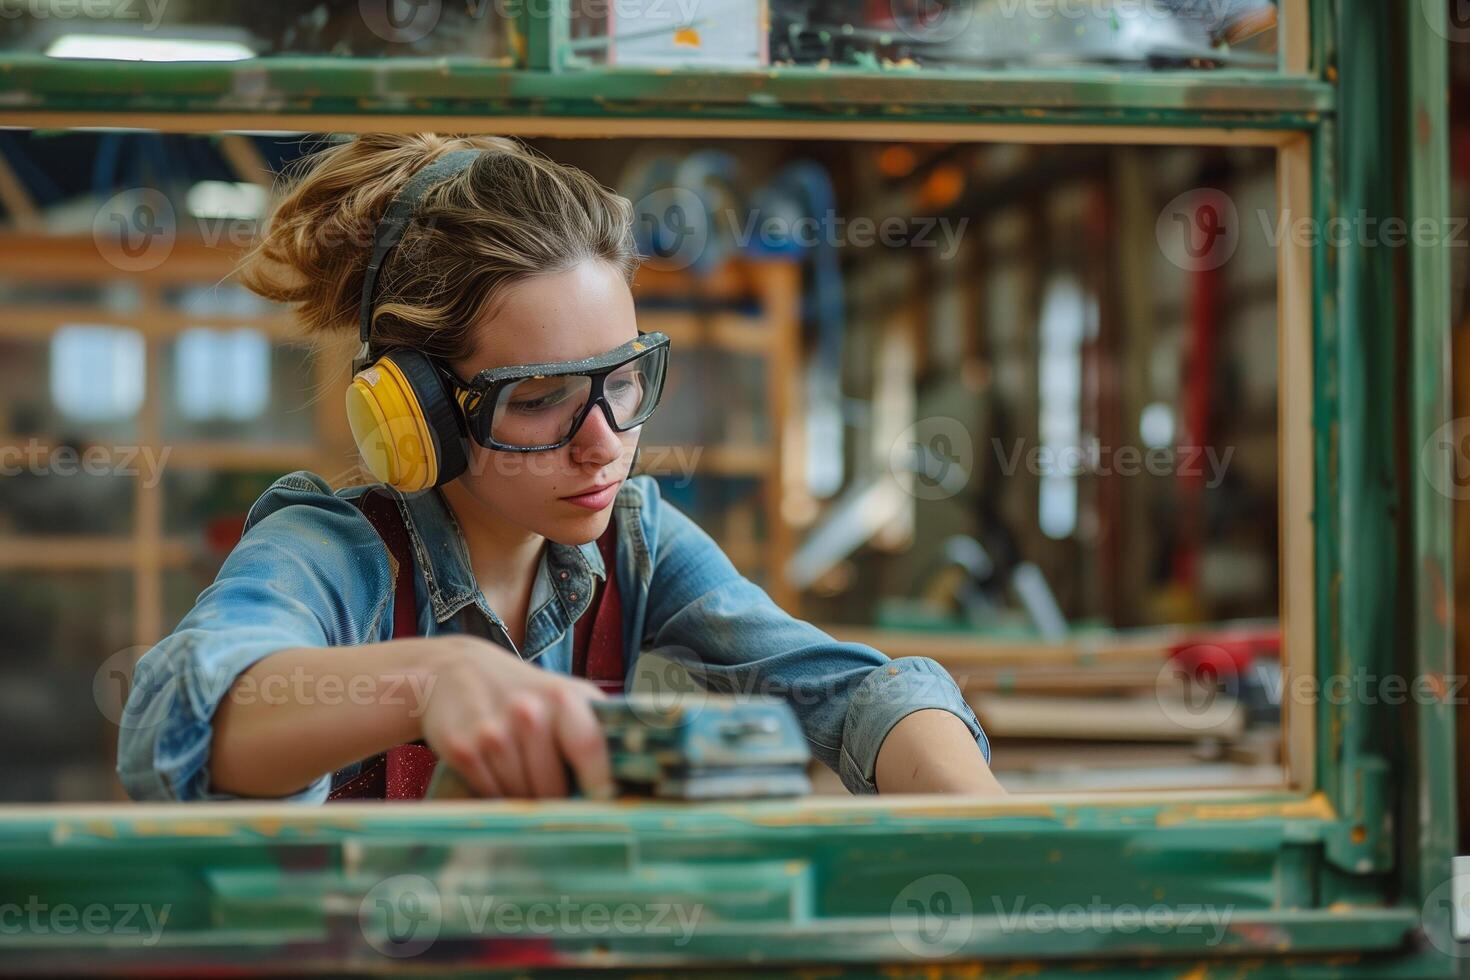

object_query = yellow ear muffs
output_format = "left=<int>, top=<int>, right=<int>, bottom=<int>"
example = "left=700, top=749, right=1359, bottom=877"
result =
left=345, top=350, right=468, bottom=492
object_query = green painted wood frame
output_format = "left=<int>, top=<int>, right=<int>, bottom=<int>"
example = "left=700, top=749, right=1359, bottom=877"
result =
left=0, top=1, right=1459, bottom=975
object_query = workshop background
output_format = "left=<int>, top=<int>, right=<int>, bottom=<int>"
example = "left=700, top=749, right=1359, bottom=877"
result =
left=0, top=1, right=1453, bottom=812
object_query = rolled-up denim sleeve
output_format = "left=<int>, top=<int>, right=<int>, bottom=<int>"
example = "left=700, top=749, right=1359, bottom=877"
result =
left=116, top=471, right=394, bottom=802
left=638, top=479, right=990, bottom=795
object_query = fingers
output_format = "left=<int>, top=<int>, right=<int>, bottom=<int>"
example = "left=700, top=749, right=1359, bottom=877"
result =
left=511, top=696, right=568, bottom=798
left=550, top=685, right=614, bottom=799
left=476, top=718, right=532, bottom=798
left=440, top=732, right=502, bottom=798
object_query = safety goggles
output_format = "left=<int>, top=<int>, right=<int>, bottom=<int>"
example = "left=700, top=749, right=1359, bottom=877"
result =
left=442, top=332, right=671, bottom=452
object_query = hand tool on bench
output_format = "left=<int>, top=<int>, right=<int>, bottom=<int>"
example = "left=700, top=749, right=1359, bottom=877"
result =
left=425, top=694, right=812, bottom=801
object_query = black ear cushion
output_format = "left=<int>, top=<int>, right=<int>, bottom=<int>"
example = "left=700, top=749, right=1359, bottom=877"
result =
left=383, top=349, right=469, bottom=486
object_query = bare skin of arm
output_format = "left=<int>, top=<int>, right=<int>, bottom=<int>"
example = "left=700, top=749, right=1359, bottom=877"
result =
left=874, top=708, right=1008, bottom=795
left=207, top=635, right=614, bottom=799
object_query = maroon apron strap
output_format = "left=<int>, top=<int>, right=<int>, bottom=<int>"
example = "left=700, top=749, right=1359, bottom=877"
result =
left=328, top=490, right=436, bottom=801
left=572, top=520, right=625, bottom=694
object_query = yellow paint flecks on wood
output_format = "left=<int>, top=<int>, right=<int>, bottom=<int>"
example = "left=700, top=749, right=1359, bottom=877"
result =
left=1154, top=792, right=1335, bottom=828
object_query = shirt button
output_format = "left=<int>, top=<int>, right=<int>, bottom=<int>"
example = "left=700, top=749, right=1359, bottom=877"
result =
left=569, top=593, right=578, bottom=601
left=559, top=570, right=568, bottom=580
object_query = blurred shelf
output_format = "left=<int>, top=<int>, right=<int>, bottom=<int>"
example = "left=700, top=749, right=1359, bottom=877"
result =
left=0, top=235, right=254, bottom=283
left=820, top=624, right=1179, bottom=669
left=0, top=535, right=191, bottom=570
left=640, top=311, right=774, bottom=355
left=0, top=436, right=327, bottom=473
left=0, top=306, right=300, bottom=341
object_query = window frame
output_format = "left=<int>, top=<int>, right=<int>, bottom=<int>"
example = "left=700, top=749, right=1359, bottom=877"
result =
left=0, top=1, right=1458, bottom=974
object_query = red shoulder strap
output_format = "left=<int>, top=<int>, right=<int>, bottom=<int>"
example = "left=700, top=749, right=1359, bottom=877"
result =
left=572, top=519, right=625, bottom=694
left=327, top=489, right=436, bottom=801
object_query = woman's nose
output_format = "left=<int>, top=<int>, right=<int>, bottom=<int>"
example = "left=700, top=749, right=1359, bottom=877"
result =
left=569, top=401, right=625, bottom=465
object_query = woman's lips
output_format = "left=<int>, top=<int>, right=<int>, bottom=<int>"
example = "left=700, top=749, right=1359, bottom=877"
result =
left=560, top=480, right=621, bottom=510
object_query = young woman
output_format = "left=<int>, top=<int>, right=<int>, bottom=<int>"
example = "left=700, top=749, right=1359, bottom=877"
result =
left=116, top=134, right=1003, bottom=802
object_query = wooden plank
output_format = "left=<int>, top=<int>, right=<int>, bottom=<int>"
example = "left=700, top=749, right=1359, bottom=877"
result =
left=823, top=624, right=1178, bottom=667
left=0, top=306, right=299, bottom=341
left=970, top=694, right=1246, bottom=742
left=0, top=536, right=190, bottom=570
left=0, top=112, right=1308, bottom=146
left=1276, top=133, right=1316, bottom=793
left=0, top=236, right=252, bottom=282
left=133, top=286, right=164, bottom=649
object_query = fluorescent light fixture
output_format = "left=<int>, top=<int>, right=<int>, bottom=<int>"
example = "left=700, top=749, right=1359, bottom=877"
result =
left=46, top=34, right=254, bottom=62
left=185, top=181, right=268, bottom=221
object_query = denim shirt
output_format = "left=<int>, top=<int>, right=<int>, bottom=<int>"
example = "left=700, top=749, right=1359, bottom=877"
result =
left=116, top=470, right=990, bottom=802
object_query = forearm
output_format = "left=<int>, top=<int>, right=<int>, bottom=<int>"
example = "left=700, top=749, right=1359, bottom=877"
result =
left=874, top=708, right=1008, bottom=795
left=208, top=640, right=446, bottom=797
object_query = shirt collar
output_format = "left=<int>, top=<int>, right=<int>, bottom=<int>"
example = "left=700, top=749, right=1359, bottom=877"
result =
left=391, top=485, right=606, bottom=624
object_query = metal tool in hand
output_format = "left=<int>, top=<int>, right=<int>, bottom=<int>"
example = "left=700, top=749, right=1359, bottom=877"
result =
left=425, top=694, right=812, bottom=800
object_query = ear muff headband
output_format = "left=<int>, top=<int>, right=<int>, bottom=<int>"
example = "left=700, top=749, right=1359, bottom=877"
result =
left=347, top=147, right=483, bottom=491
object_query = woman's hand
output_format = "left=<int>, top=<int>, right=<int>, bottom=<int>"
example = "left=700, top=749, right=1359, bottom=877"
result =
left=417, top=636, right=614, bottom=799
